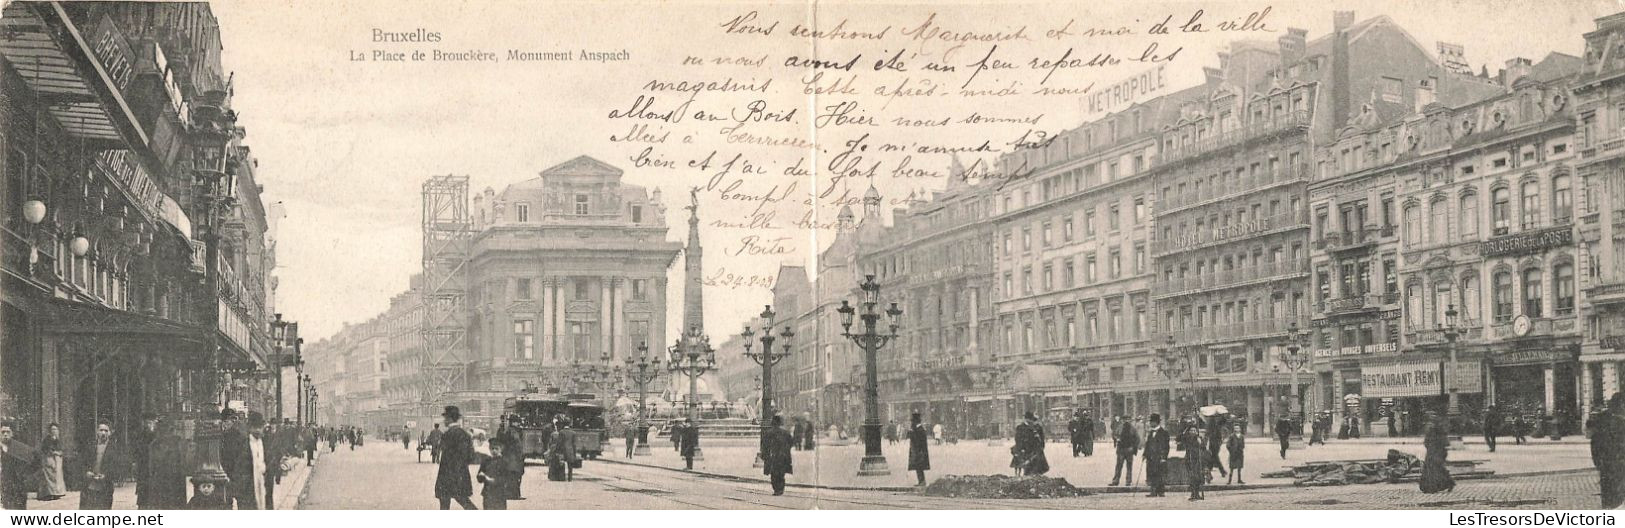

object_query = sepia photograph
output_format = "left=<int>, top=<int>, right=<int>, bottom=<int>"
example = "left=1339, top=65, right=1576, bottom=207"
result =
left=1, top=0, right=1624, bottom=516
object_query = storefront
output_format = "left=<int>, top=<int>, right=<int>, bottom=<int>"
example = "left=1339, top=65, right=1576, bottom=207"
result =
left=1490, top=348, right=1581, bottom=436
left=1360, top=359, right=1483, bottom=435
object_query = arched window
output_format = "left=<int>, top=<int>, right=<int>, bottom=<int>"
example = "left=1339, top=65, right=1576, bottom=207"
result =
left=1493, top=272, right=1514, bottom=323
left=1492, top=187, right=1511, bottom=234
left=1521, top=181, right=1542, bottom=230
left=1460, top=193, right=1479, bottom=237
left=1554, top=174, right=1573, bottom=223
left=1523, top=268, right=1543, bottom=318
left=1430, top=197, right=1450, bottom=243
left=1404, top=205, right=1422, bottom=246
left=1556, top=263, right=1576, bottom=315
left=1460, top=275, right=1480, bottom=323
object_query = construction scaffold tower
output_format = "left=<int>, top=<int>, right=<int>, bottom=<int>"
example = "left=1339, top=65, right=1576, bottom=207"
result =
left=420, top=175, right=473, bottom=413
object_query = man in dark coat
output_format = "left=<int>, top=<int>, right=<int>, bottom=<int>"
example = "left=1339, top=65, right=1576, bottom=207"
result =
left=434, top=406, right=477, bottom=509
left=1420, top=412, right=1456, bottom=494
left=1068, top=412, right=1087, bottom=457
left=906, top=412, right=930, bottom=485
left=1276, top=416, right=1293, bottom=459
left=761, top=415, right=795, bottom=495
left=303, top=424, right=320, bottom=465
left=1142, top=413, right=1170, bottom=497
left=1592, top=392, right=1625, bottom=508
left=219, top=409, right=258, bottom=509
left=0, top=421, right=38, bottom=510
left=679, top=418, right=700, bottom=470
left=1482, top=405, right=1502, bottom=453
left=147, top=420, right=189, bottom=509
left=790, top=417, right=807, bottom=451
left=426, top=423, right=445, bottom=463
left=132, top=412, right=158, bottom=509
left=1108, top=416, right=1138, bottom=486
left=80, top=421, right=129, bottom=510
left=800, top=414, right=815, bottom=450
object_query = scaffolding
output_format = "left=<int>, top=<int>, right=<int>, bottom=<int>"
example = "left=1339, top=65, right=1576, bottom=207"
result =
left=420, top=176, right=472, bottom=412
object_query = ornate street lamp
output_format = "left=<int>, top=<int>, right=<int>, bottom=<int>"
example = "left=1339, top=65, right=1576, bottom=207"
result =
left=1440, top=303, right=1462, bottom=430
left=1281, top=321, right=1311, bottom=436
left=624, top=342, right=662, bottom=456
left=668, top=326, right=717, bottom=460
left=1157, top=334, right=1186, bottom=420
left=837, top=274, right=902, bottom=477
left=1062, top=346, right=1090, bottom=408
left=743, top=305, right=793, bottom=468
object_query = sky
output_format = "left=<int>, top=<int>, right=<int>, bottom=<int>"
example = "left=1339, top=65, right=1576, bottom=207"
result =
left=208, top=0, right=1622, bottom=341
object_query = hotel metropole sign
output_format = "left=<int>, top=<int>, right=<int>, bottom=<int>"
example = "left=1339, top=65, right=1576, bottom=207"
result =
left=1480, top=226, right=1573, bottom=258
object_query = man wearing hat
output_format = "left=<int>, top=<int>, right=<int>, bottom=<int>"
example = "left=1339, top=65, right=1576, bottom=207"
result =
left=679, top=417, right=701, bottom=470
left=760, top=415, right=795, bottom=495
left=906, top=412, right=930, bottom=486
left=1142, top=413, right=1170, bottom=498
left=1012, top=412, right=1049, bottom=476
left=219, top=408, right=258, bottom=509
left=133, top=412, right=159, bottom=509
left=434, top=405, right=477, bottom=509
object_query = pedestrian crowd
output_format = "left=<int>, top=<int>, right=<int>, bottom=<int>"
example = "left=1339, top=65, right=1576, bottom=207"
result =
left=0, top=408, right=363, bottom=511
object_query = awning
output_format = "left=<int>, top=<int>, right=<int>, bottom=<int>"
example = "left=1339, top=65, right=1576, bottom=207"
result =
left=964, top=395, right=992, bottom=402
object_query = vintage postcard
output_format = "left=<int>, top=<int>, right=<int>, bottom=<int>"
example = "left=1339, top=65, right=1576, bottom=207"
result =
left=1, top=0, right=1622, bottom=515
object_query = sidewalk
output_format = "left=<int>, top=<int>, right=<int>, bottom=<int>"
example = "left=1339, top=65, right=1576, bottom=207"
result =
left=600, top=437, right=1598, bottom=492
left=26, top=456, right=314, bottom=510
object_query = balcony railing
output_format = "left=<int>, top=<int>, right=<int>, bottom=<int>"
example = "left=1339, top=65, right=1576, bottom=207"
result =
left=1151, top=209, right=1310, bottom=255
left=1589, top=281, right=1625, bottom=306
left=1152, top=259, right=1310, bottom=297
left=1166, top=316, right=1311, bottom=346
left=1581, top=132, right=1625, bottom=160
left=1157, top=163, right=1310, bottom=212
left=1154, top=110, right=1312, bottom=168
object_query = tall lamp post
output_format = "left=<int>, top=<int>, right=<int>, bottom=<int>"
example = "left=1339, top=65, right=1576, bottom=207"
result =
left=270, top=314, right=288, bottom=423
left=625, top=343, right=662, bottom=456
left=1157, top=335, right=1186, bottom=420
left=1281, top=321, right=1311, bottom=437
left=1439, top=304, right=1462, bottom=430
left=668, top=326, right=717, bottom=460
left=1062, top=346, right=1089, bottom=408
left=836, top=274, right=903, bottom=477
left=743, top=305, right=794, bottom=468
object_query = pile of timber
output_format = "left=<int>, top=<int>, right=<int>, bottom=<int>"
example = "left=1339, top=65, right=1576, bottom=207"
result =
left=1259, top=449, right=1494, bottom=486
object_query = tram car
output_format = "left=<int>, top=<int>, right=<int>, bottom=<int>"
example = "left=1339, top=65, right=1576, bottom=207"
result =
left=503, top=393, right=608, bottom=460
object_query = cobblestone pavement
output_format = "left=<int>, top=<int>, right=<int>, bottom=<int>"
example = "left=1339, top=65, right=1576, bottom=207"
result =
left=295, top=440, right=1606, bottom=509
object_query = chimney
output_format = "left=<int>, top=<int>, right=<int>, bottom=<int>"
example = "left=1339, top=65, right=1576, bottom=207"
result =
left=1278, top=27, right=1308, bottom=66
left=1415, top=77, right=1437, bottom=113
left=1332, top=11, right=1355, bottom=131
left=1503, top=57, right=1532, bottom=88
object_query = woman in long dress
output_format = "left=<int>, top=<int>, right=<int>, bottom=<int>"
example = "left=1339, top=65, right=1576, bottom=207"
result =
left=1419, top=412, right=1456, bottom=494
left=37, top=423, right=66, bottom=500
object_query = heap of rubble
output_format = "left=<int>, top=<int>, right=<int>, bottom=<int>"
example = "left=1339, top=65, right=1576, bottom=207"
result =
left=1260, top=449, right=1493, bottom=486
left=922, top=475, right=1091, bottom=499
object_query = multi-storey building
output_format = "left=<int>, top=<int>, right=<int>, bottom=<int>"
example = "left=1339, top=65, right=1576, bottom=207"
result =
left=459, top=156, right=683, bottom=419
left=1574, top=11, right=1625, bottom=423
left=1312, top=46, right=1580, bottom=433
left=854, top=169, right=1001, bottom=436
left=1, top=2, right=280, bottom=447
left=985, top=89, right=1181, bottom=432
left=1146, top=34, right=1321, bottom=433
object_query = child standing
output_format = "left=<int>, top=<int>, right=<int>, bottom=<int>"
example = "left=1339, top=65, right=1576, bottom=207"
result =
left=478, top=442, right=521, bottom=510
